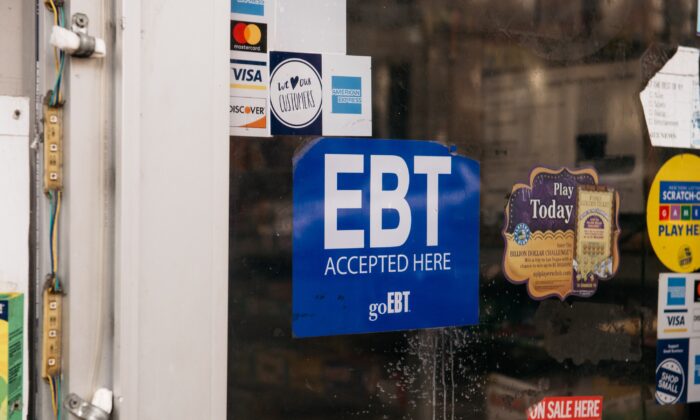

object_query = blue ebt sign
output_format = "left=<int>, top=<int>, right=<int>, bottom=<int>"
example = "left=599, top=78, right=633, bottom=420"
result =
left=292, top=138, right=480, bottom=337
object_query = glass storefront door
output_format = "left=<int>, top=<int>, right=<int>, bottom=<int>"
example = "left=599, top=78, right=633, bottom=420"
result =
left=229, top=1, right=700, bottom=418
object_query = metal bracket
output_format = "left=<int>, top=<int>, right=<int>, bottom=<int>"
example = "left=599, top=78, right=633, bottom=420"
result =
left=72, top=33, right=97, bottom=58
left=69, top=13, right=97, bottom=57
left=63, top=393, right=110, bottom=420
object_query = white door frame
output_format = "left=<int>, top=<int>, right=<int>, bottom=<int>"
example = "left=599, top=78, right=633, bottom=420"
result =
left=112, top=0, right=229, bottom=418
left=34, top=0, right=228, bottom=417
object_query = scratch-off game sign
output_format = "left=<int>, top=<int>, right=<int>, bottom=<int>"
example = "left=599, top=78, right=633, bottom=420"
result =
left=647, top=154, right=700, bottom=273
left=503, top=167, right=621, bottom=300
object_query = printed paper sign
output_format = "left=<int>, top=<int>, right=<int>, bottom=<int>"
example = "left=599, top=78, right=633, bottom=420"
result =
left=656, top=273, right=700, bottom=404
left=640, top=46, right=700, bottom=149
left=527, top=396, right=603, bottom=420
left=292, top=138, right=480, bottom=337
left=647, top=154, right=700, bottom=273
left=270, top=51, right=372, bottom=136
left=502, top=167, right=621, bottom=300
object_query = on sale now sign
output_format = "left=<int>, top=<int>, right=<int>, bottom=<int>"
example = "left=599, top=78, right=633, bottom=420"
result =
left=527, top=396, right=603, bottom=420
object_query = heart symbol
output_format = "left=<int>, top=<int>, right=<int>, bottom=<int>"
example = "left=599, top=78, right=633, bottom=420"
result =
left=290, top=76, right=299, bottom=90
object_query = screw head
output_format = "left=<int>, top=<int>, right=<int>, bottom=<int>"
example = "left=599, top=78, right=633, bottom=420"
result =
left=73, top=13, right=89, bottom=28
left=12, top=109, right=20, bottom=119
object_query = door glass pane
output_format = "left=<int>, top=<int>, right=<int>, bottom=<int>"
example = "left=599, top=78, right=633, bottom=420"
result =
left=229, top=1, right=700, bottom=418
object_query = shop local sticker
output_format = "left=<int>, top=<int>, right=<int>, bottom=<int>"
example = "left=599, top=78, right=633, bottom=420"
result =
left=656, top=339, right=689, bottom=404
left=527, top=396, right=603, bottom=420
left=647, top=154, right=700, bottom=273
left=503, top=167, right=621, bottom=300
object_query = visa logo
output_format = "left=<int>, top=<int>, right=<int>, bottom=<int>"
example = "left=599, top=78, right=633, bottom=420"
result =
left=232, top=67, right=263, bottom=83
left=667, top=315, right=686, bottom=326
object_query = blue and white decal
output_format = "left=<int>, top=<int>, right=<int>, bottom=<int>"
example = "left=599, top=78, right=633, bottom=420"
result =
left=292, top=138, right=480, bottom=337
left=231, top=0, right=264, bottom=16
left=331, top=76, right=362, bottom=115
left=656, top=339, right=689, bottom=404
left=668, top=277, right=687, bottom=306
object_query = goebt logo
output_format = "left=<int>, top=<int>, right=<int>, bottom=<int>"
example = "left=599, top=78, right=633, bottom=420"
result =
left=232, top=22, right=262, bottom=46
left=369, top=291, right=410, bottom=322
left=324, top=153, right=452, bottom=321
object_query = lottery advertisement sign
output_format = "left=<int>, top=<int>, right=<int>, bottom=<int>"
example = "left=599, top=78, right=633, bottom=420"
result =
left=502, top=167, right=621, bottom=300
left=647, top=154, right=700, bottom=273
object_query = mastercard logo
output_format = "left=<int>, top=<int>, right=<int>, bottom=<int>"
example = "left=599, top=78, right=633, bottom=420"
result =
left=230, top=20, right=267, bottom=52
left=232, top=23, right=262, bottom=45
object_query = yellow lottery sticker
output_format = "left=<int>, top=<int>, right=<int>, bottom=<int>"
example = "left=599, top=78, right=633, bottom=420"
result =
left=647, top=154, right=700, bottom=273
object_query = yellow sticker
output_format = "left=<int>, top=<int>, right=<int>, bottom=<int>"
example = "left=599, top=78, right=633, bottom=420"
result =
left=647, top=154, right=700, bottom=273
